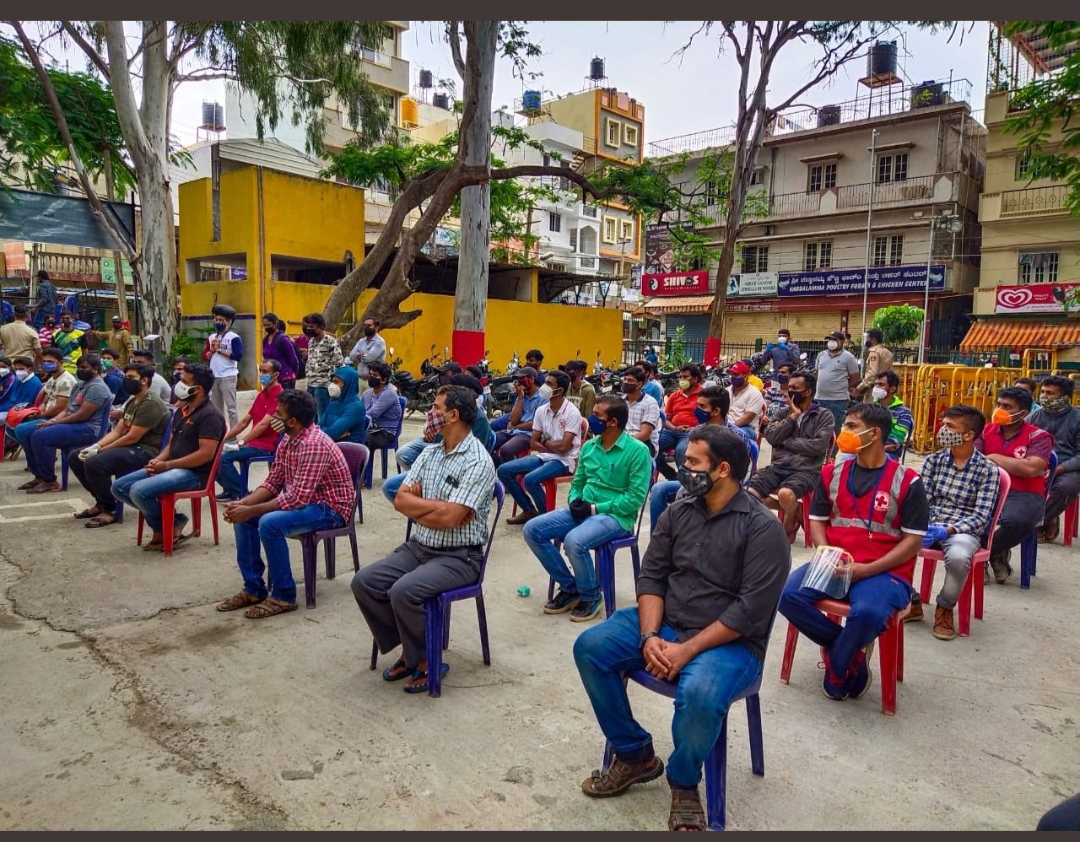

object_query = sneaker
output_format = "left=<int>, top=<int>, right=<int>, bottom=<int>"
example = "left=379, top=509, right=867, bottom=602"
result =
left=821, top=651, right=850, bottom=701
left=543, top=589, right=580, bottom=615
left=933, top=606, right=957, bottom=641
left=570, top=597, right=603, bottom=623
left=904, top=600, right=924, bottom=623
left=216, top=492, right=239, bottom=502
left=989, top=550, right=1013, bottom=585
left=847, top=648, right=874, bottom=699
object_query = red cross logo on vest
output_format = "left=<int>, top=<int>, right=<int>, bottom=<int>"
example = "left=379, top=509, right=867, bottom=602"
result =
left=874, top=491, right=891, bottom=512
left=1013, top=445, right=1027, bottom=459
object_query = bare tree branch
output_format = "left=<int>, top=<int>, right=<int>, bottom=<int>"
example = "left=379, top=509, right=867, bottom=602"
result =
left=60, top=21, right=111, bottom=81
left=447, top=21, right=466, bottom=79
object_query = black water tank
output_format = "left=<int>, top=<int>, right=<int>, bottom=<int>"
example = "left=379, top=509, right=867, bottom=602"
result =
left=911, top=80, right=944, bottom=108
left=201, top=101, right=216, bottom=129
left=868, top=41, right=898, bottom=76
left=433, top=92, right=450, bottom=110
left=817, top=105, right=841, bottom=127
left=589, top=57, right=605, bottom=80
left=419, top=69, right=433, bottom=89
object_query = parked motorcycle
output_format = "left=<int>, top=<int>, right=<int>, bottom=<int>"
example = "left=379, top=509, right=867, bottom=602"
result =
left=392, top=368, right=440, bottom=418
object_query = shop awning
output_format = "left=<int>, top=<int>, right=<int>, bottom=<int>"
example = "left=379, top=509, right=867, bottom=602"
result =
left=960, top=320, right=1080, bottom=351
left=633, top=295, right=714, bottom=315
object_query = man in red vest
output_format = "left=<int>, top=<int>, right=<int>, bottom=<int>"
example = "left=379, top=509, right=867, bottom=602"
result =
left=976, top=386, right=1053, bottom=584
left=778, top=403, right=928, bottom=701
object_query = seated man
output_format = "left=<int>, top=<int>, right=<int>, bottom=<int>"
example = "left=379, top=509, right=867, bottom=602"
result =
left=747, top=370, right=834, bottom=542
left=24, top=354, right=112, bottom=493
left=778, top=403, right=929, bottom=701
left=492, top=367, right=547, bottom=465
left=353, top=385, right=496, bottom=693
left=500, top=370, right=582, bottom=524
left=564, top=359, right=597, bottom=420
left=215, top=359, right=284, bottom=502
left=68, top=362, right=171, bottom=527
left=318, top=366, right=368, bottom=445
left=98, top=347, right=125, bottom=400
left=1029, top=375, right=1080, bottom=544
left=10, top=347, right=75, bottom=465
left=621, top=366, right=660, bottom=456
left=872, top=370, right=913, bottom=459
left=763, top=363, right=796, bottom=420
left=657, top=364, right=703, bottom=479
left=361, top=362, right=403, bottom=451
left=1013, top=377, right=1038, bottom=398
left=649, top=385, right=758, bottom=534
left=111, top=363, right=226, bottom=551
left=726, top=361, right=761, bottom=439
left=633, top=359, right=665, bottom=408
left=0, top=356, right=42, bottom=428
left=218, top=390, right=355, bottom=619
left=112, top=349, right=173, bottom=422
left=907, top=405, right=1000, bottom=640
left=574, top=426, right=790, bottom=830
left=977, top=386, right=1053, bottom=583
left=523, top=395, right=653, bottom=623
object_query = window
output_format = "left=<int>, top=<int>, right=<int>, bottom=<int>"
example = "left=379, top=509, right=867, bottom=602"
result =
left=1019, top=251, right=1060, bottom=284
left=742, top=245, right=769, bottom=273
left=602, top=216, right=617, bottom=244
left=619, top=219, right=634, bottom=244
left=705, top=181, right=720, bottom=206
left=889, top=235, right=904, bottom=266
left=750, top=167, right=765, bottom=186
left=873, top=236, right=889, bottom=267
left=877, top=153, right=909, bottom=183
left=804, top=240, right=832, bottom=271
left=808, top=162, right=837, bottom=192
left=605, top=118, right=621, bottom=147
left=549, top=212, right=561, bottom=233
left=623, top=124, right=639, bottom=147
left=1016, top=151, right=1034, bottom=180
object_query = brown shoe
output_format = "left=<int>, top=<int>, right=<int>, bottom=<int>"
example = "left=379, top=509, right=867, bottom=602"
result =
left=903, top=599, right=924, bottom=623
left=933, top=606, right=956, bottom=640
left=1041, top=516, right=1060, bottom=544
left=581, top=756, right=665, bottom=798
left=506, top=510, right=539, bottom=525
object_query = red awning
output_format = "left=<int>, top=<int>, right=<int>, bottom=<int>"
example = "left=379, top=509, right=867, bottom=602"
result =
left=960, top=320, right=1080, bottom=351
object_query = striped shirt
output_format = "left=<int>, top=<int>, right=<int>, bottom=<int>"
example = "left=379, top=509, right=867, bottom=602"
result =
left=405, top=431, right=496, bottom=548
left=260, top=424, right=355, bottom=522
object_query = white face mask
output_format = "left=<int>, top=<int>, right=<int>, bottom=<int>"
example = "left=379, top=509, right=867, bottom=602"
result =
left=328, top=383, right=343, bottom=399
left=14, top=369, right=31, bottom=382
left=872, top=386, right=888, bottom=401
left=827, top=340, right=839, bottom=351
left=0, top=368, right=9, bottom=377
left=174, top=382, right=196, bottom=401
left=538, top=384, right=554, bottom=400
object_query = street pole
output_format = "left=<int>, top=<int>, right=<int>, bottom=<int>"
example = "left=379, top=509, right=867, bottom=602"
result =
left=919, top=206, right=936, bottom=365
left=859, top=129, right=879, bottom=371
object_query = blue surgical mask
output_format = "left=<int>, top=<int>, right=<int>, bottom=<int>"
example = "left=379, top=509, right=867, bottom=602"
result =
left=693, top=407, right=711, bottom=425
left=214, top=322, right=228, bottom=332
left=42, top=361, right=58, bottom=373
left=259, top=374, right=273, bottom=387
left=587, top=414, right=607, bottom=435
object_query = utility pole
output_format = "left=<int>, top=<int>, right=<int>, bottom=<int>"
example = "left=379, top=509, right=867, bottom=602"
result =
left=859, top=129, right=879, bottom=371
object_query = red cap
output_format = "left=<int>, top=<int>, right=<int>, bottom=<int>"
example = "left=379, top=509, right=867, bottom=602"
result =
left=729, top=361, right=751, bottom=376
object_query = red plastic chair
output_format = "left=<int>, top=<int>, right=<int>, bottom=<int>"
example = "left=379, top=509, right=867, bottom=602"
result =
left=1064, top=495, right=1078, bottom=548
left=779, top=598, right=910, bottom=716
left=136, top=438, right=227, bottom=557
left=916, top=467, right=1010, bottom=637
left=2, top=386, right=46, bottom=459
left=509, top=418, right=587, bottom=516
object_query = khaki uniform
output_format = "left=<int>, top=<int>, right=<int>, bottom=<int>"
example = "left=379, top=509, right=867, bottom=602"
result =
left=857, top=344, right=894, bottom=398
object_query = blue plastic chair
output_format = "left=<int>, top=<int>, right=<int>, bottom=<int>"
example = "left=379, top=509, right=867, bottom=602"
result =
left=601, top=673, right=764, bottom=831
left=114, top=408, right=176, bottom=525
left=369, top=480, right=506, bottom=698
left=363, top=395, right=408, bottom=489
left=237, top=435, right=284, bottom=496
left=1019, top=451, right=1058, bottom=590
left=60, top=407, right=115, bottom=491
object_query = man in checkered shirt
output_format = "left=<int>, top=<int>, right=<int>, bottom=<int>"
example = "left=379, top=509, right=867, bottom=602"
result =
left=353, top=385, right=497, bottom=694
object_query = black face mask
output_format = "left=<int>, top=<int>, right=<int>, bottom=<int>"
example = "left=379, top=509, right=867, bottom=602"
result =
left=368, top=377, right=381, bottom=388
left=363, top=326, right=376, bottom=337
left=122, top=378, right=143, bottom=396
left=677, top=466, right=715, bottom=498
left=788, top=391, right=806, bottom=404
left=76, top=369, right=94, bottom=382
left=61, top=322, right=73, bottom=331
left=172, top=371, right=183, bottom=382
left=303, top=327, right=317, bottom=338
left=264, top=325, right=275, bottom=335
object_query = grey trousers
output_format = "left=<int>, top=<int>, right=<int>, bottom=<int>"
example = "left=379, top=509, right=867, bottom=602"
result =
left=932, top=532, right=982, bottom=609
left=352, top=539, right=482, bottom=669
left=210, top=375, right=239, bottom=428
left=990, top=491, right=1046, bottom=558
left=1044, top=469, right=1080, bottom=525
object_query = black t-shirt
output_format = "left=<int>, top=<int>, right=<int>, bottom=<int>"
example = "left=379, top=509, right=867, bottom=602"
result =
left=811, top=461, right=928, bottom=533
left=169, top=400, right=226, bottom=482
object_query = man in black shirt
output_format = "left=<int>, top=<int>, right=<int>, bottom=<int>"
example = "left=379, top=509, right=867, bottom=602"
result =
left=111, top=363, right=226, bottom=551
left=574, top=425, right=790, bottom=831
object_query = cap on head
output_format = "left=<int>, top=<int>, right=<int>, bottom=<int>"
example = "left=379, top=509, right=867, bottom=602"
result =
left=516, top=366, right=538, bottom=380
left=729, top=361, right=751, bottom=376
left=826, top=331, right=845, bottom=341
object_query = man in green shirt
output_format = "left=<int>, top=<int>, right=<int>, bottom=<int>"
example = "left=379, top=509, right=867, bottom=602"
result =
left=523, top=394, right=653, bottom=622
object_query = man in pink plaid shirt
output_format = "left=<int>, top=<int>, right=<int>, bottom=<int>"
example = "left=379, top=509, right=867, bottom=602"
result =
left=217, top=390, right=355, bottom=619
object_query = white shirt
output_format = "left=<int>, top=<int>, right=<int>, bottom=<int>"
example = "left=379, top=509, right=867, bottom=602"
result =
left=208, top=330, right=240, bottom=379
left=727, top=384, right=762, bottom=434
left=532, top=399, right=582, bottom=470
left=626, top=392, right=661, bottom=454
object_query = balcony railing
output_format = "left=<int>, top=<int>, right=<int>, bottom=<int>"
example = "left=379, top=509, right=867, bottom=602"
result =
left=836, top=175, right=936, bottom=210
left=767, top=191, right=822, bottom=218
left=581, top=204, right=599, bottom=219
left=647, top=125, right=736, bottom=158
left=999, top=185, right=1071, bottom=218
left=579, top=256, right=597, bottom=269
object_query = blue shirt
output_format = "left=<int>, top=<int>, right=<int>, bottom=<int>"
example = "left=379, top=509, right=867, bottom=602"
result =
left=510, top=391, right=548, bottom=436
left=643, top=380, right=664, bottom=408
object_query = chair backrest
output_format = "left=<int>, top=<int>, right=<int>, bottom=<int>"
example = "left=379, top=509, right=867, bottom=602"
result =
left=983, top=467, right=1012, bottom=550
left=159, top=408, right=177, bottom=450
left=404, top=480, right=505, bottom=580
left=336, top=442, right=370, bottom=522
left=198, top=437, right=229, bottom=492
left=1045, top=452, right=1059, bottom=499
left=94, top=402, right=113, bottom=440
left=630, top=471, right=657, bottom=539
left=394, top=395, right=407, bottom=437
left=33, top=386, right=47, bottom=408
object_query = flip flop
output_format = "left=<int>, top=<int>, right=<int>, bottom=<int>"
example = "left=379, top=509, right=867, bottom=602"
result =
left=403, top=662, right=450, bottom=694
left=381, top=658, right=412, bottom=682
left=85, top=515, right=118, bottom=528
left=74, top=508, right=101, bottom=519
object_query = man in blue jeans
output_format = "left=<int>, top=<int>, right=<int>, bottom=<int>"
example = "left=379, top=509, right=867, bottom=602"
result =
left=523, top=394, right=652, bottom=622
left=217, top=390, right=355, bottom=619
left=574, top=426, right=790, bottom=830
left=112, top=363, right=226, bottom=551
left=814, top=331, right=860, bottom=448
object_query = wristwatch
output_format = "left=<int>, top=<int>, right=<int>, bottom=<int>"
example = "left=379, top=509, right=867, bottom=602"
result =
left=640, top=631, right=660, bottom=649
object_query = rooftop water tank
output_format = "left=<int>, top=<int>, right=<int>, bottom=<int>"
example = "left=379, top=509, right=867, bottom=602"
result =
left=401, top=97, right=419, bottom=127
left=817, top=105, right=841, bottom=127
left=433, top=92, right=450, bottom=110
left=589, top=57, right=605, bottom=80
left=419, top=69, right=433, bottom=89
left=522, top=89, right=542, bottom=113
left=868, top=41, right=898, bottom=77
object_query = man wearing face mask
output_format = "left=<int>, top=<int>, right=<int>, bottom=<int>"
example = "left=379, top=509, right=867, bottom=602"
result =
left=0, top=357, right=14, bottom=417
left=219, top=389, right=354, bottom=619
left=814, top=331, right=860, bottom=444
left=361, top=362, right=402, bottom=452
left=658, top=364, right=704, bottom=480
left=113, top=349, right=172, bottom=423
left=0, top=357, right=42, bottom=430
left=748, top=370, right=834, bottom=542
left=301, top=312, right=343, bottom=417
left=215, top=360, right=285, bottom=502
left=500, top=370, right=583, bottom=524
left=169, top=358, right=191, bottom=405
left=111, top=363, right=226, bottom=551
left=764, top=363, right=796, bottom=420
left=1029, top=376, right=1080, bottom=544
left=779, top=403, right=928, bottom=702
left=838, top=371, right=913, bottom=464
left=853, top=329, right=893, bottom=402
left=564, top=359, right=596, bottom=420
left=345, top=317, right=386, bottom=379
left=0, top=304, right=43, bottom=367
left=201, top=303, right=242, bottom=428
left=726, top=361, right=761, bottom=439
left=574, top=426, right=789, bottom=830
left=620, top=367, right=661, bottom=457
left=260, top=312, right=300, bottom=391
left=976, top=387, right=1053, bottom=584
left=50, top=313, right=86, bottom=375
left=493, top=367, right=548, bottom=466
left=523, top=395, right=653, bottom=623
left=318, top=365, right=368, bottom=445
left=92, top=315, right=134, bottom=367
left=68, top=363, right=171, bottom=527
left=906, top=405, right=1000, bottom=639
left=9, top=348, right=75, bottom=467
left=762, top=328, right=801, bottom=370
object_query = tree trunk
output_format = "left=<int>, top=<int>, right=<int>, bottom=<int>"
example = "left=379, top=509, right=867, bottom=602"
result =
left=451, top=21, right=498, bottom=368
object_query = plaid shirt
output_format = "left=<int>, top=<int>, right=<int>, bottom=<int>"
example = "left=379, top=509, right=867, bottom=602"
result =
left=919, top=447, right=1000, bottom=537
left=305, top=334, right=344, bottom=387
left=261, top=424, right=355, bottom=522
left=404, top=431, right=496, bottom=549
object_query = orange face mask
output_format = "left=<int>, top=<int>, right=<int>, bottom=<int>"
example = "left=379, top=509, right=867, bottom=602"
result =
left=836, top=428, right=873, bottom=455
left=991, top=407, right=1022, bottom=427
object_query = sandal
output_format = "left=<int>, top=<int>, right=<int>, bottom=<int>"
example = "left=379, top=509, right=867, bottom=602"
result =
left=217, top=591, right=265, bottom=612
left=668, top=785, right=706, bottom=831
left=243, top=597, right=298, bottom=619
left=581, top=756, right=665, bottom=798
left=382, top=658, right=412, bottom=681
left=27, top=482, right=60, bottom=494
left=74, top=507, right=102, bottom=519
left=143, top=540, right=165, bottom=552
left=18, top=478, right=41, bottom=490
left=403, top=662, right=450, bottom=694
left=85, top=514, right=118, bottom=528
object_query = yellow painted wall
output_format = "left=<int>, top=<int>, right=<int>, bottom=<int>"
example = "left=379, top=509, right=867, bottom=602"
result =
left=544, top=92, right=598, bottom=146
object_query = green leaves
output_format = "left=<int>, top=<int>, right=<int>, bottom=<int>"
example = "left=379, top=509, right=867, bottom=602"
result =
left=872, top=304, right=925, bottom=346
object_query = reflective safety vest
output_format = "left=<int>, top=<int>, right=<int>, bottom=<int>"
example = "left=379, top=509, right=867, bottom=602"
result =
left=980, top=423, right=1053, bottom=495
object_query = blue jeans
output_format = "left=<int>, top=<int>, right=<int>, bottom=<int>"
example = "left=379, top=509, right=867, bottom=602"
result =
left=497, top=455, right=571, bottom=514
left=12, top=418, right=46, bottom=455
left=574, top=607, right=762, bottom=788
left=778, top=561, right=913, bottom=677
left=523, top=508, right=629, bottom=603
left=308, top=385, right=330, bottom=418
left=382, top=472, right=406, bottom=505
left=216, top=446, right=274, bottom=498
left=111, top=468, right=203, bottom=533
left=649, top=480, right=681, bottom=535
left=27, top=422, right=97, bottom=482
left=396, top=437, right=430, bottom=470
left=490, top=414, right=510, bottom=433
left=817, top=399, right=848, bottom=437
left=658, top=428, right=690, bottom=467
left=234, top=502, right=344, bottom=604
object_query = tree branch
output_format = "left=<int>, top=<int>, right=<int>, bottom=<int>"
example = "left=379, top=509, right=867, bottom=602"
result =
left=447, top=21, right=466, bottom=79
left=60, top=21, right=112, bottom=81
left=490, top=165, right=613, bottom=200
left=103, top=21, right=155, bottom=166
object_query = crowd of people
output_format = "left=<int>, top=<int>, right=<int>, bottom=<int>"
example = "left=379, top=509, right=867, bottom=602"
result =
left=3, top=310, right=1078, bottom=831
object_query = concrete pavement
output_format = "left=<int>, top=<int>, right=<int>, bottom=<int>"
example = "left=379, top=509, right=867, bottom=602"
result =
left=2, top=395, right=1077, bottom=830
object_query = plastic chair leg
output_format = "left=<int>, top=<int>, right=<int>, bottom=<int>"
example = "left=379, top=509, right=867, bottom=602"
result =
left=137, top=511, right=144, bottom=545
left=162, top=497, right=176, bottom=558
left=208, top=496, right=219, bottom=545
left=424, top=598, right=445, bottom=698
left=476, top=593, right=491, bottom=666
left=878, top=619, right=898, bottom=716
left=705, top=712, right=729, bottom=831
left=956, top=565, right=974, bottom=637
left=380, top=447, right=389, bottom=480
left=302, top=535, right=317, bottom=609
left=369, top=639, right=379, bottom=671
left=631, top=546, right=641, bottom=580
left=239, top=462, right=250, bottom=497
left=324, top=537, right=337, bottom=580
left=746, top=693, right=764, bottom=776
left=357, top=489, right=364, bottom=525
left=191, top=498, right=202, bottom=537
left=61, top=452, right=69, bottom=491
left=349, top=531, right=360, bottom=572
left=919, top=558, right=937, bottom=605
left=778, top=622, right=799, bottom=684
left=596, top=545, right=616, bottom=618
left=1019, top=534, right=1035, bottom=590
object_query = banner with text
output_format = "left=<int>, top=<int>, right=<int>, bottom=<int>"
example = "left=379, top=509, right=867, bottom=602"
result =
left=727, top=272, right=778, bottom=297
left=776, top=264, right=946, bottom=297
left=643, top=269, right=710, bottom=296
left=994, top=282, right=1080, bottom=314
